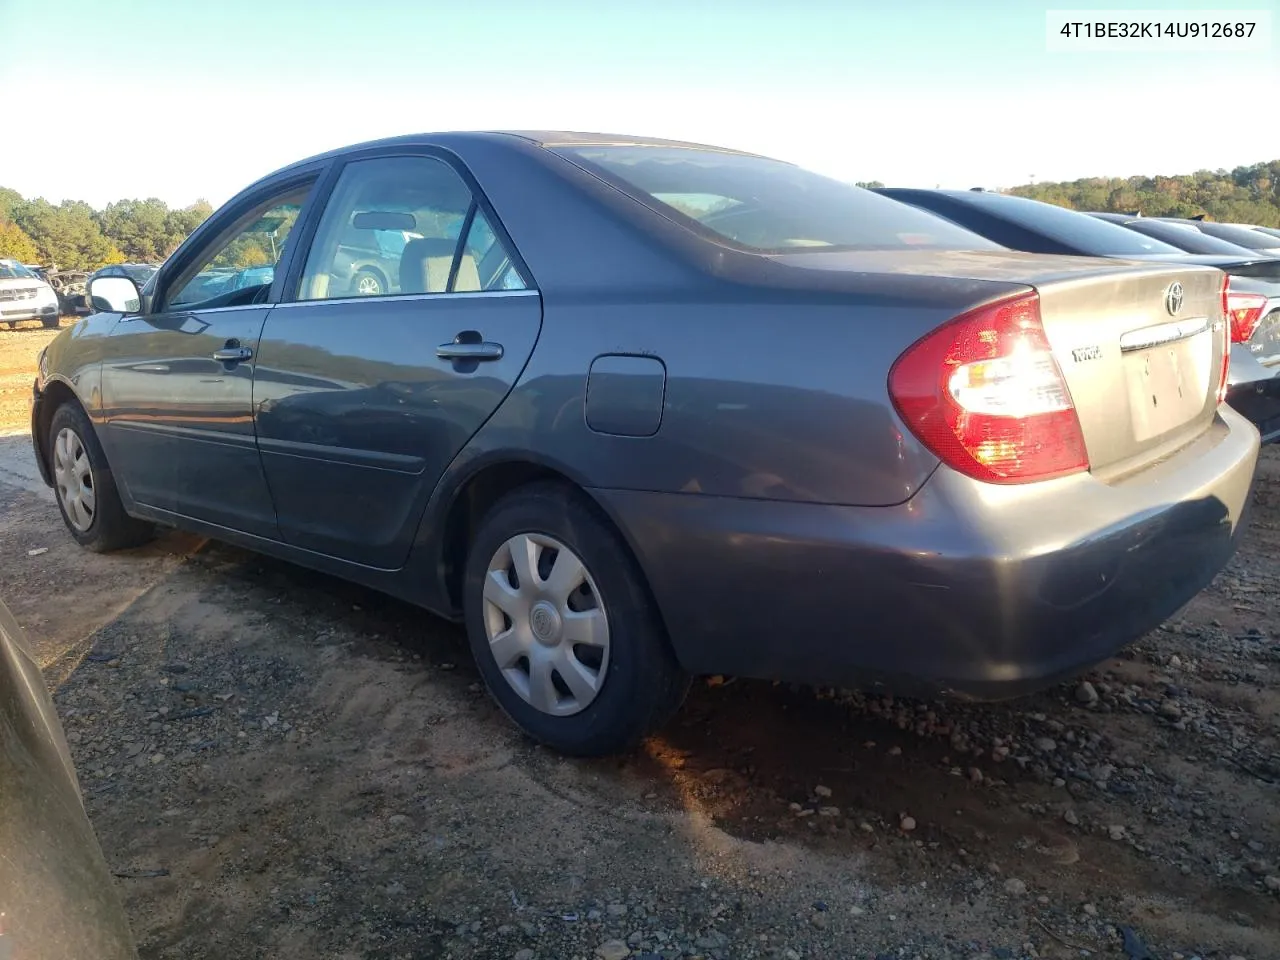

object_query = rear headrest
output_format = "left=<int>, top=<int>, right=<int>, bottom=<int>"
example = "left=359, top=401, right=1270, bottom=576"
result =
left=399, top=238, right=461, bottom=294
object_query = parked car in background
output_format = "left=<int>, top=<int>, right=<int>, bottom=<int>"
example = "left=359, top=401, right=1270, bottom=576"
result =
left=82, top=264, right=160, bottom=313
left=1086, top=212, right=1280, bottom=439
left=1087, top=212, right=1269, bottom=258
left=328, top=220, right=426, bottom=296
left=34, top=131, right=1258, bottom=756
left=0, top=258, right=62, bottom=328
left=1156, top=218, right=1280, bottom=256
left=875, top=189, right=1280, bottom=442
left=0, top=598, right=138, bottom=959
left=231, top=264, right=275, bottom=290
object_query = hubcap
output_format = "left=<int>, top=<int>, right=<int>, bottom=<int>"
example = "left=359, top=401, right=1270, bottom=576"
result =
left=356, top=275, right=380, bottom=295
left=53, top=426, right=96, bottom=532
left=482, top=533, right=610, bottom=717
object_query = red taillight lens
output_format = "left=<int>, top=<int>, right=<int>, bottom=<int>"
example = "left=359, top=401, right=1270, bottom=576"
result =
left=1225, top=288, right=1269, bottom=344
left=1217, top=274, right=1234, bottom=405
left=888, top=291, right=1089, bottom=484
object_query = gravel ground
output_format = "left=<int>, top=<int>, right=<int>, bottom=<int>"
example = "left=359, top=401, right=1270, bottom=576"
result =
left=1, top=328, right=1278, bottom=960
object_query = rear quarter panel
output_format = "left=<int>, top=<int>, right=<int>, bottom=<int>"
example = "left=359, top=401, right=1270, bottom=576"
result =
left=442, top=287, right=986, bottom=507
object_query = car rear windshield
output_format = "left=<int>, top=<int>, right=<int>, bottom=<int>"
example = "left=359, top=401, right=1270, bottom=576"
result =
left=952, top=192, right=1184, bottom=257
left=548, top=144, right=1001, bottom=254
left=1194, top=221, right=1280, bottom=251
left=1122, top=219, right=1259, bottom=256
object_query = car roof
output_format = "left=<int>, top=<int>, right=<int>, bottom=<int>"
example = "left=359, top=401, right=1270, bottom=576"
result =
left=264, top=130, right=769, bottom=182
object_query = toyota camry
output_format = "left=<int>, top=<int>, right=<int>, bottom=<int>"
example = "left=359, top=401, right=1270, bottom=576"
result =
left=32, top=132, right=1260, bottom=755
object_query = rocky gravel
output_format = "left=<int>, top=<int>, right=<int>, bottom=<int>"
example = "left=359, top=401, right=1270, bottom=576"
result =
left=1, top=329, right=1278, bottom=959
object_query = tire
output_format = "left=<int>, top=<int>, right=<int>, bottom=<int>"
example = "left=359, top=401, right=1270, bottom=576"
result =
left=4, top=322, right=14, bottom=330
left=351, top=269, right=384, bottom=297
left=42, top=315, right=60, bottom=329
left=464, top=482, right=690, bottom=756
left=47, top=401, right=155, bottom=553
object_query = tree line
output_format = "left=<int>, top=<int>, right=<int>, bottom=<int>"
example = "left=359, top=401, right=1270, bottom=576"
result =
left=0, top=188, right=213, bottom=271
left=1008, top=159, right=1280, bottom=226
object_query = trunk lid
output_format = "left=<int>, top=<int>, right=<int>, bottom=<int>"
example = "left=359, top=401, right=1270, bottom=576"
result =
left=772, top=249, right=1228, bottom=479
left=1033, top=265, right=1226, bottom=477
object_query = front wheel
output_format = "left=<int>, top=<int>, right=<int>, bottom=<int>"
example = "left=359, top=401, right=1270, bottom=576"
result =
left=48, top=402, right=155, bottom=552
left=42, top=315, right=61, bottom=329
left=464, top=483, right=690, bottom=756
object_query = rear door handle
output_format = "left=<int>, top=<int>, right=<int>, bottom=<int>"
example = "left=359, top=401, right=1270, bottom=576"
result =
left=212, top=346, right=253, bottom=363
left=436, top=340, right=504, bottom=361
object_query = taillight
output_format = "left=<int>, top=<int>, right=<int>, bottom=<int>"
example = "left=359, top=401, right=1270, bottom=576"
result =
left=1225, top=286, right=1269, bottom=344
left=888, top=291, right=1089, bottom=484
left=1217, top=273, right=1233, bottom=405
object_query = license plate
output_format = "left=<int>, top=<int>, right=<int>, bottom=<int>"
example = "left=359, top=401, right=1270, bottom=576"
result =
left=1124, top=326, right=1212, bottom=442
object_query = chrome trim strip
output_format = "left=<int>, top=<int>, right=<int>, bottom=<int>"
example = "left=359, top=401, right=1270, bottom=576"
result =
left=1119, top=316, right=1211, bottom=353
left=118, top=302, right=271, bottom=321
left=273, top=289, right=539, bottom=309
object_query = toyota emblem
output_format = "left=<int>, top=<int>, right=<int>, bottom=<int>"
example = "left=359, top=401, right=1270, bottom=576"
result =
left=1164, top=282, right=1184, bottom=316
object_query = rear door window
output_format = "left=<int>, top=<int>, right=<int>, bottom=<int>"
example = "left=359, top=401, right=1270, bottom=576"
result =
left=296, top=155, right=528, bottom=300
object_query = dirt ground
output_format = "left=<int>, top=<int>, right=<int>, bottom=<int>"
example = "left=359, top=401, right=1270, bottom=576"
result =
left=1, top=326, right=1278, bottom=960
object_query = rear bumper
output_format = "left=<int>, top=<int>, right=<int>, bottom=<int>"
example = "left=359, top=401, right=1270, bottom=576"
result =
left=596, top=407, right=1260, bottom=700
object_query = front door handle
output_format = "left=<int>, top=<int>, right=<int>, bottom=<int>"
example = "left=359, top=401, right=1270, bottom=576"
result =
left=436, top=339, right=504, bottom=362
left=213, top=345, right=253, bottom=363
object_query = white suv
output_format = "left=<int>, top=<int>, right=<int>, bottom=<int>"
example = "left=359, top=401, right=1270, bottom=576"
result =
left=0, top=259, right=61, bottom=329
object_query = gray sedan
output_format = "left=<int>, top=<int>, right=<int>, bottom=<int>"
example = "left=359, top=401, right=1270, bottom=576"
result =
left=32, top=132, right=1259, bottom=755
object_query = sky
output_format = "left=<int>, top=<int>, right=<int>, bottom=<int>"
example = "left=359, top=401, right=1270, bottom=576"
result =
left=1, top=0, right=1277, bottom=210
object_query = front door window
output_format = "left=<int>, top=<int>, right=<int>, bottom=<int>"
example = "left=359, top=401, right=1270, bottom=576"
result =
left=164, top=187, right=310, bottom=311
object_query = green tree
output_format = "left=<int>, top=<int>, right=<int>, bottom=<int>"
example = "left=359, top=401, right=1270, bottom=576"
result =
left=1011, top=160, right=1280, bottom=227
left=0, top=187, right=23, bottom=223
left=164, top=199, right=213, bottom=251
left=11, top=198, right=122, bottom=270
left=0, top=221, right=39, bottom=262
left=98, top=198, right=174, bottom=261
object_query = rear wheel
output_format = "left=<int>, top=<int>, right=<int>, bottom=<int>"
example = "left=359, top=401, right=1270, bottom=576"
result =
left=352, top=269, right=384, bottom=296
left=463, top=482, right=690, bottom=756
left=48, top=402, right=154, bottom=552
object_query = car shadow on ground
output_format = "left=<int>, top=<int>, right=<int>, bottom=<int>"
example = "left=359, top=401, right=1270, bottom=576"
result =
left=16, top=504, right=1275, bottom=958
left=144, top=531, right=1279, bottom=936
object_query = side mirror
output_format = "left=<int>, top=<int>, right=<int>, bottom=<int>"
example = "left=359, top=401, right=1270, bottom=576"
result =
left=88, top=276, right=142, bottom=314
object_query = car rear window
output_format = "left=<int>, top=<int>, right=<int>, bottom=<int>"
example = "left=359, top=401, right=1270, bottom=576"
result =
left=1193, top=221, right=1280, bottom=251
left=548, top=144, right=1001, bottom=254
left=951, top=193, right=1184, bottom=257
left=1122, top=219, right=1259, bottom=256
